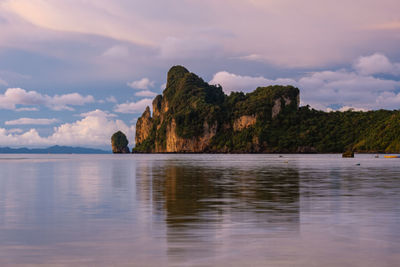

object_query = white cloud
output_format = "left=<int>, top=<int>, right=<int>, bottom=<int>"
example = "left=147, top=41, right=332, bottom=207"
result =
left=5, top=118, right=59, bottom=125
left=50, top=93, right=95, bottom=111
left=211, top=54, right=400, bottom=110
left=79, top=109, right=116, bottom=118
left=106, top=96, right=117, bottom=103
left=210, top=71, right=295, bottom=94
left=327, top=106, right=368, bottom=112
left=298, top=70, right=400, bottom=109
left=0, top=88, right=95, bottom=111
left=0, top=128, right=48, bottom=147
left=114, top=98, right=152, bottom=114
left=135, top=90, right=157, bottom=97
left=127, top=78, right=155, bottom=90
left=0, top=109, right=135, bottom=148
left=376, top=91, right=400, bottom=107
left=49, top=110, right=135, bottom=148
left=354, top=53, right=400, bottom=76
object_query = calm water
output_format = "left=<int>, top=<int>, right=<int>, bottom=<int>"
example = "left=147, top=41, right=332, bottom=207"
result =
left=0, top=154, right=399, bottom=266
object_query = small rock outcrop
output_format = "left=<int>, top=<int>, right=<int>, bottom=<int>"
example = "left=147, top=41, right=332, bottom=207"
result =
left=111, top=131, right=130, bottom=153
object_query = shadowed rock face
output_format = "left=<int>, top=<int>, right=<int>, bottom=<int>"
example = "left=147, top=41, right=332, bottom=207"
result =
left=342, top=150, right=354, bottom=158
left=111, top=131, right=130, bottom=153
left=133, top=66, right=300, bottom=153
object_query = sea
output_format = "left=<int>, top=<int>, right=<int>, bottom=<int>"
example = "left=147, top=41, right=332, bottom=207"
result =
left=0, top=154, right=399, bottom=266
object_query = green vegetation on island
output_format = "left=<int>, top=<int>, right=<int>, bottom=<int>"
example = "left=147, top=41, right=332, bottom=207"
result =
left=130, top=66, right=400, bottom=153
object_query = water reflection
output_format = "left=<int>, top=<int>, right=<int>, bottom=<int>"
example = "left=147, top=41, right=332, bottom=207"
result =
left=136, top=159, right=300, bottom=261
left=0, top=154, right=399, bottom=266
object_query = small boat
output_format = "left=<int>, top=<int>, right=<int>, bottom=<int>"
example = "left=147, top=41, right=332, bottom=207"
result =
left=384, top=155, right=400, bottom=158
left=374, top=154, right=379, bottom=158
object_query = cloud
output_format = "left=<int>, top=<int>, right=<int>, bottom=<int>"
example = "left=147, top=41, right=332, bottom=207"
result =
left=5, top=118, right=59, bottom=125
left=1, top=0, right=156, bottom=47
left=0, top=88, right=94, bottom=111
left=339, top=106, right=368, bottom=112
left=297, top=70, right=400, bottom=109
left=3, top=0, right=400, bottom=68
left=0, top=77, right=7, bottom=86
left=159, top=36, right=222, bottom=59
left=50, top=93, right=95, bottom=111
left=7, top=128, right=24, bottom=134
left=327, top=106, right=368, bottom=112
left=49, top=110, right=135, bottom=147
left=354, top=53, right=400, bottom=76
left=372, top=20, right=400, bottom=30
left=106, top=96, right=117, bottom=103
left=135, top=90, right=158, bottom=97
left=0, top=128, right=47, bottom=147
left=210, top=71, right=295, bottom=94
left=16, top=107, right=39, bottom=112
left=211, top=54, right=400, bottom=110
left=114, top=98, right=152, bottom=114
left=79, top=109, right=116, bottom=118
left=0, top=109, right=135, bottom=148
left=127, top=78, right=155, bottom=90
left=102, top=45, right=130, bottom=58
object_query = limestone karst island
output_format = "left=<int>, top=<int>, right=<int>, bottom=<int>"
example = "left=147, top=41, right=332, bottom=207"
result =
left=112, top=66, right=400, bottom=154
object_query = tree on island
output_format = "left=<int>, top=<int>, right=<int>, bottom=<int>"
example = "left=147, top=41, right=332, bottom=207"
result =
left=111, top=131, right=130, bottom=153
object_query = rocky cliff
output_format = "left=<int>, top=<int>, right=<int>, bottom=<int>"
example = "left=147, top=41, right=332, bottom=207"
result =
left=134, top=66, right=300, bottom=153
left=111, top=131, right=130, bottom=153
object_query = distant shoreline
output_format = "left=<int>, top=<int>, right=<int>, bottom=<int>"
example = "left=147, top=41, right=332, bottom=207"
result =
left=0, top=146, right=110, bottom=154
left=130, top=152, right=389, bottom=155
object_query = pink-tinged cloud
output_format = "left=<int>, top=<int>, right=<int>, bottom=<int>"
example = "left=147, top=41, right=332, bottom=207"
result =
left=2, top=0, right=400, bottom=67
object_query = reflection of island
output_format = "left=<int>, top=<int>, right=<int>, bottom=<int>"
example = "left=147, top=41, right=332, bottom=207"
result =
left=136, top=159, right=300, bottom=261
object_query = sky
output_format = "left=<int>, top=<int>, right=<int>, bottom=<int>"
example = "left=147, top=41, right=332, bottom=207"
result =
left=0, top=0, right=400, bottom=149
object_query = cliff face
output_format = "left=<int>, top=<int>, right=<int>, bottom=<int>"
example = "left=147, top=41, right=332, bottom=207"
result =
left=135, top=106, right=152, bottom=145
left=233, top=115, right=256, bottom=131
left=134, top=66, right=300, bottom=153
